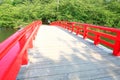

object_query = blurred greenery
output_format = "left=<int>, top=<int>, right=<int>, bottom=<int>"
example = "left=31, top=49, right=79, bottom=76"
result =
left=0, top=0, right=120, bottom=28
left=0, top=29, right=16, bottom=42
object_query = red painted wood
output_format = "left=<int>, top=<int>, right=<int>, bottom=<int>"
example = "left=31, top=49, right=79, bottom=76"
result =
left=51, top=21, right=120, bottom=56
left=0, top=21, right=42, bottom=80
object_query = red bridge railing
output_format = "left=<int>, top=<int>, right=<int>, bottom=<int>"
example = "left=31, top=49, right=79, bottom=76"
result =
left=0, top=21, right=42, bottom=80
left=51, top=21, right=120, bottom=56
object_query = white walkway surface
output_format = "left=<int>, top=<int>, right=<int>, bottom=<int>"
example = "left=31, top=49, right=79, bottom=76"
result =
left=17, top=25, right=120, bottom=80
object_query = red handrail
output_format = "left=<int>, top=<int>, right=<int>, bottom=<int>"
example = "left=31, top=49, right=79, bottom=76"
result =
left=51, top=21, right=120, bottom=56
left=0, top=20, right=42, bottom=80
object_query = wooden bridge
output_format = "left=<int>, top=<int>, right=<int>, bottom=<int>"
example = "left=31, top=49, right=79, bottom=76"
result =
left=0, top=21, right=120, bottom=80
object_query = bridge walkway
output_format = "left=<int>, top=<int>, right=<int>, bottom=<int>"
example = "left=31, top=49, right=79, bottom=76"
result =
left=17, top=25, right=120, bottom=80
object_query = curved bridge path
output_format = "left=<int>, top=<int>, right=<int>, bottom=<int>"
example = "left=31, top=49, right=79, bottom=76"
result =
left=17, top=25, right=120, bottom=80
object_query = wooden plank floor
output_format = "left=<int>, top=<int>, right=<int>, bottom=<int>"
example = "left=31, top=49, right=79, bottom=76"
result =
left=17, top=25, right=120, bottom=80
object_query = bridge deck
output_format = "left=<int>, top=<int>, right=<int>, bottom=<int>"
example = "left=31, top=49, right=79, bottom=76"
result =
left=17, top=25, right=120, bottom=80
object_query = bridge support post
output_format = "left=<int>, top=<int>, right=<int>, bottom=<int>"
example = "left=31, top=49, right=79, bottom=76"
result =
left=94, top=35, right=100, bottom=45
left=76, top=26, right=80, bottom=35
left=83, top=24, right=88, bottom=39
left=21, top=50, right=28, bottom=65
left=71, top=26, right=74, bottom=32
left=19, top=35, right=28, bottom=65
left=113, top=32, right=120, bottom=56
left=29, top=37, right=33, bottom=48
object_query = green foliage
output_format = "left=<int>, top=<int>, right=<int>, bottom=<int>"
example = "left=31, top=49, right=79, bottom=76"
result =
left=0, top=0, right=120, bottom=28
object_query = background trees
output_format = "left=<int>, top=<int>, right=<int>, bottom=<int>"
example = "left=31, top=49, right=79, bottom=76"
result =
left=0, top=0, right=120, bottom=28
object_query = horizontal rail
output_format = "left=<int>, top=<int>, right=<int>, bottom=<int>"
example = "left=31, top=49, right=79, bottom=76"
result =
left=0, top=20, right=42, bottom=80
left=51, top=21, right=120, bottom=56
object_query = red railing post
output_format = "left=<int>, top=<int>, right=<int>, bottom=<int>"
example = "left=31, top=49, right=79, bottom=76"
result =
left=94, top=34, right=100, bottom=45
left=29, top=26, right=34, bottom=48
left=113, top=32, right=120, bottom=56
left=67, top=24, right=71, bottom=30
left=63, top=22, right=65, bottom=28
left=71, top=23, right=75, bottom=32
left=29, top=37, right=33, bottom=48
left=21, top=49, right=28, bottom=65
left=83, top=24, right=88, bottom=39
left=19, top=34, right=28, bottom=65
left=71, top=25, right=74, bottom=32
left=76, top=26, right=80, bottom=35
left=64, top=23, right=67, bottom=29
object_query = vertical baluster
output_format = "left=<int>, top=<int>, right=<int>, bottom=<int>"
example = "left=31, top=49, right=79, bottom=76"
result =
left=113, top=31, right=120, bottom=56
left=83, top=24, right=88, bottom=39
left=94, top=34, right=100, bottom=45
left=19, top=34, right=28, bottom=65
